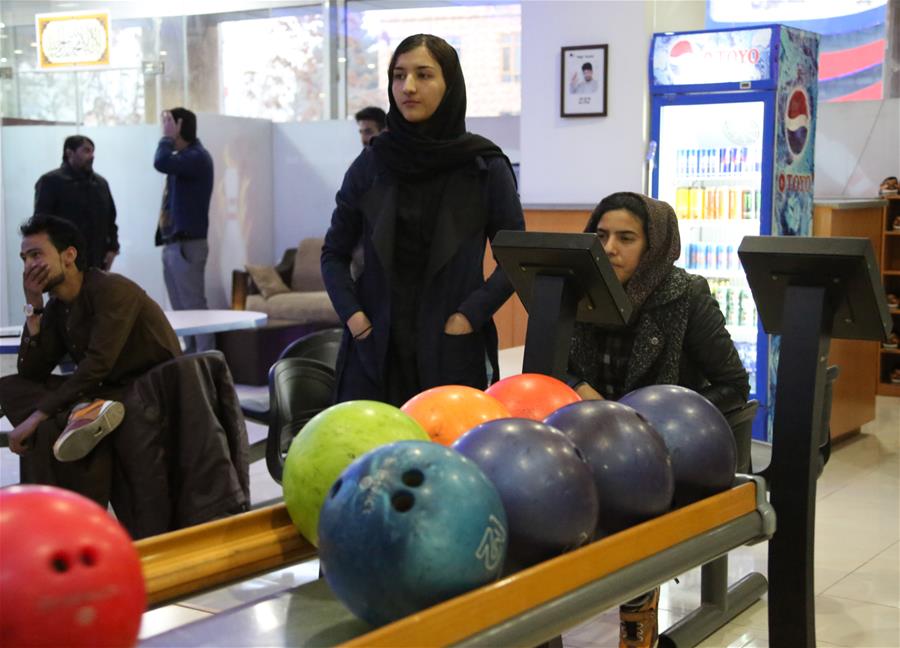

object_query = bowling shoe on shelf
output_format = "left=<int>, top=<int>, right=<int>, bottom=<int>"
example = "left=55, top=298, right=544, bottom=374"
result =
left=884, top=333, right=899, bottom=349
left=619, top=587, right=660, bottom=648
left=887, top=294, right=899, bottom=309
left=53, top=400, right=125, bottom=462
left=892, top=215, right=900, bottom=230
left=891, top=369, right=900, bottom=385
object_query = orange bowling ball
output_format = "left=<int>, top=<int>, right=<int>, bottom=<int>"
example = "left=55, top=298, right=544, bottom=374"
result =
left=485, top=373, right=581, bottom=420
left=401, top=385, right=511, bottom=446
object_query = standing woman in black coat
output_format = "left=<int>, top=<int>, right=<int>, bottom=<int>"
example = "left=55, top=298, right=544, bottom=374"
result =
left=566, top=191, right=749, bottom=648
left=322, top=34, right=524, bottom=407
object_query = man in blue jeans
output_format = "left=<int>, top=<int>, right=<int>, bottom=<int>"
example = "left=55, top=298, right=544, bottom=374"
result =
left=154, top=107, right=215, bottom=353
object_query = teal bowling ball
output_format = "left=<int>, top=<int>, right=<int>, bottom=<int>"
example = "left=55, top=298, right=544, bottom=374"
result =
left=318, top=441, right=508, bottom=627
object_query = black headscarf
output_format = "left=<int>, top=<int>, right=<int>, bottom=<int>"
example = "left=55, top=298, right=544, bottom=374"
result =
left=371, top=34, right=511, bottom=182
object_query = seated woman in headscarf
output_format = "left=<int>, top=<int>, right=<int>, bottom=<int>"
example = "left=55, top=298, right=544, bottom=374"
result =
left=566, top=191, right=750, bottom=648
left=322, top=34, right=524, bottom=407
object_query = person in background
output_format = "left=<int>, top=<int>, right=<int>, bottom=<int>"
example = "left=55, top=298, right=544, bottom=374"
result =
left=566, top=191, right=749, bottom=648
left=34, top=135, right=120, bottom=270
left=355, top=106, right=387, bottom=146
left=0, top=215, right=181, bottom=507
left=322, top=33, right=524, bottom=407
left=153, top=107, right=215, bottom=353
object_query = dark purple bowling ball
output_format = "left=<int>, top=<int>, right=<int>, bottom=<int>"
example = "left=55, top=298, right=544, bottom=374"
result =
left=545, top=400, right=674, bottom=537
left=318, top=441, right=508, bottom=627
left=619, top=385, right=736, bottom=506
left=453, top=418, right=598, bottom=568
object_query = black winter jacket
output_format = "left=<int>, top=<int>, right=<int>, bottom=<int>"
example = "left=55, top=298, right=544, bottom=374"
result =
left=569, top=267, right=750, bottom=413
left=321, top=147, right=524, bottom=403
left=34, top=164, right=119, bottom=269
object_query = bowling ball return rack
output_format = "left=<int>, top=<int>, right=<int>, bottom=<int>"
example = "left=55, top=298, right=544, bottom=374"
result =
left=135, top=235, right=890, bottom=648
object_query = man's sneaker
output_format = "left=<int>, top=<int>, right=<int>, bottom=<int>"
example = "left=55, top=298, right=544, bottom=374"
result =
left=53, top=400, right=125, bottom=462
left=619, top=587, right=660, bottom=648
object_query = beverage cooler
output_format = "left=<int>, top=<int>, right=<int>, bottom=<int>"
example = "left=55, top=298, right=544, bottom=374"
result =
left=648, top=25, right=819, bottom=440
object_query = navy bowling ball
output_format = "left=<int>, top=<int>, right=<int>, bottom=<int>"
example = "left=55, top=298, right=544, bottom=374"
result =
left=453, top=418, right=598, bottom=568
left=619, top=385, right=736, bottom=506
left=318, top=440, right=508, bottom=627
left=545, top=400, right=674, bottom=537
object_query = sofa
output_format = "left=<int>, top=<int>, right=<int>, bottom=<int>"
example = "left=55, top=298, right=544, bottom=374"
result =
left=224, top=238, right=343, bottom=385
left=232, top=237, right=341, bottom=327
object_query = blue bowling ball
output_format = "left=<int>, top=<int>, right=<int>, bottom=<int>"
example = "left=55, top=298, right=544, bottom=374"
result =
left=318, top=440, right=508, bottom=627
left=545, top=400, right=674, bottom=537
left=453, top=418, right=598, bottom=568
left=619, top=385, right=736, bottom=506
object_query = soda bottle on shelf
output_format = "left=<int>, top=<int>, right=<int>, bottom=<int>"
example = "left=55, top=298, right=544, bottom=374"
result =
left=728, top=287, right=740, bottom=326
left=718, top=148, right=727, bottom=176
left=726, top=244, right=736, bottom=270
left=705, top=243, right=715, bottom=270
left=675, top=186, right=690, bottom=219
left=728, top=188, right=739, bottom=219
left=716, top=187, right=728, bottom=220
left=716, top=244, right=725, bottom=270
left=754, top=189, right=762, bottom=219
left=689, top=185, right=703, bottom=219
left=677, top=149, right=687, bottom=177
left=742, top=190, right=754, bottom=219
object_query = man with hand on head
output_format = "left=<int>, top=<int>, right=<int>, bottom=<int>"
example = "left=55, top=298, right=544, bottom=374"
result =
left=154, top=107, right=215, bottom=353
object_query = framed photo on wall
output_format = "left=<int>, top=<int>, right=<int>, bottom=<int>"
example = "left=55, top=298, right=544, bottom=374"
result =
left=561, top=44, right=608, bottom=117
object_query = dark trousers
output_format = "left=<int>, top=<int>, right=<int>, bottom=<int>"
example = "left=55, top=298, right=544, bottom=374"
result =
left=0, top=374, right=120, bottom=507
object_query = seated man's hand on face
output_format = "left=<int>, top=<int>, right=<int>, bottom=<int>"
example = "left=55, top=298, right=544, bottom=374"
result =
left=23, top=260, right=49, bottom=303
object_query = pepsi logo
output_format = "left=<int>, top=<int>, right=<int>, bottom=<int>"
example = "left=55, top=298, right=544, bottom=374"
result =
left=670, top=40, right=693, bottom=58
left=784, top=87, right=810, bottom=158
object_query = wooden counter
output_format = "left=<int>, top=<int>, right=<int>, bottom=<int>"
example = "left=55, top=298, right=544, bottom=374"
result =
left=813, top=198, right=887, bottom=439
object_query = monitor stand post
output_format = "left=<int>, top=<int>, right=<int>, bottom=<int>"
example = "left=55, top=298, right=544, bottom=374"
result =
left=768, top=284, right=831, bottom=648
left=522, top=274, right=579, bottom=379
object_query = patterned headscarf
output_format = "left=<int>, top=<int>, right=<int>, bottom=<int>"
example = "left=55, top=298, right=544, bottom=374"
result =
left=585, top=192, right=681, bottom=310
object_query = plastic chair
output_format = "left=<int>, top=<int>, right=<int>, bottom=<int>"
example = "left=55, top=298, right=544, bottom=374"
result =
left=265, top=357, right=336, bottom=484
left=241, top=327, right=342, bottom=424
left=277, top=327, right=343, bottom=366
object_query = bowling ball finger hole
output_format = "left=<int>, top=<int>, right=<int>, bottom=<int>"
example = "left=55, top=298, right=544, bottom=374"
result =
left=401, top=469, right=424, bottom=487
left=50, top=553, right=70, bottom=573
left=79, top=548, right=97, bottom=566
left=391, top=491, right=415, bottom=513
left=329, top=479, right=343, bottom=498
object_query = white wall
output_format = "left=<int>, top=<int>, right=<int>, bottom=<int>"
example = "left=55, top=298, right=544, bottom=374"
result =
left=519, top=1, right=649, bottom=204
left=814, top=98, right=900, bottom=197
left=1, top=114, right=273, bottom=326
left=272, top=115, right=521, bottom=255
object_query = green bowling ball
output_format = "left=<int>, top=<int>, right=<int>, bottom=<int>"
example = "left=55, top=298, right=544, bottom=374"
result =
left=282, top=400, right=429, bottom=545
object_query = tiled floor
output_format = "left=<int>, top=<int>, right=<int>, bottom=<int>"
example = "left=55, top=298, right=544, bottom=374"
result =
left=2, top=345, right=898, bottom=647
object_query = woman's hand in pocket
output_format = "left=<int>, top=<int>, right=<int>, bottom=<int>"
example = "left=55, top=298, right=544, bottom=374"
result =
left=444, top=312, right=473, bottom=335
left=348, top=311, right=373, bottom=340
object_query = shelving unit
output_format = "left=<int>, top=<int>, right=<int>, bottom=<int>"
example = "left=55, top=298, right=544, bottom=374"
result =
left=878, top=196, right=900, bottom=396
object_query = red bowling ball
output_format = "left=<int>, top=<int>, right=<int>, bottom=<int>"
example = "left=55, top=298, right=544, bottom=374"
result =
left=485, top=373, right=581, bottom=421
left=0, top=485, right=146, bottom=648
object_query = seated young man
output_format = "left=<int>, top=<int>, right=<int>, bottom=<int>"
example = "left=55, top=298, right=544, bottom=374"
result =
left=0, top=215, right=182, bottom=506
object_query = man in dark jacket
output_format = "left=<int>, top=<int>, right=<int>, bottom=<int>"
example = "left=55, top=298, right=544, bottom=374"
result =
left=154, top=107, right=215, bottom=353
left=34, top=135, right=119, bottom=270
left=0, top=215, right=182, bottom=507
